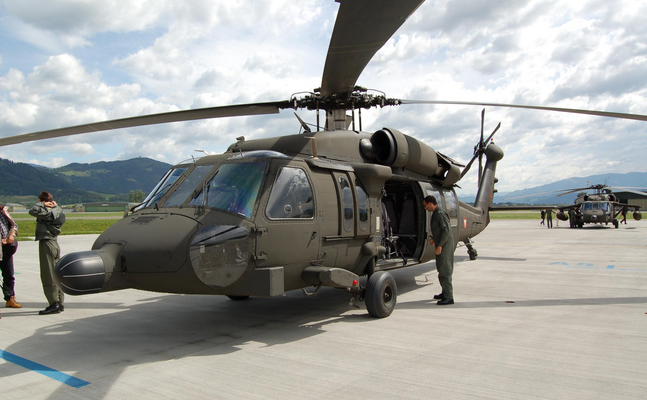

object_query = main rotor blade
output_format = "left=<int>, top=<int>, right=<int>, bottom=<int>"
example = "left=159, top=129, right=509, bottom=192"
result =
left=0, top=101, right=289, bottom=147
left=401, top=100, right=647, bottom=122
left=320, top=0, right=425, bottom=96
left=606, top=187, right=647, bottom=197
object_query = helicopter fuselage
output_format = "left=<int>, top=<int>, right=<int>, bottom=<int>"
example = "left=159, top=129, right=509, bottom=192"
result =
left=54, top=128, right=504, bottom=300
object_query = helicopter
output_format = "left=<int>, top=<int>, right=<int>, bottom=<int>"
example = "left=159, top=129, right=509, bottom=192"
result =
left=550, top=184, right=644, bottom=229
left=491, top=184, right=646, bottom=229
left=2, top=0, right=647, bottom=318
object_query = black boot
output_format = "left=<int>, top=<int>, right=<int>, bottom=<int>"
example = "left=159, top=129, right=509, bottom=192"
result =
left=39, top=303, right=62, bottom=315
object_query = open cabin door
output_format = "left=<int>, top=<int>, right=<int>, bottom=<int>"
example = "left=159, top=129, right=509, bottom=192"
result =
left=380, top=179, right=426, bottom=266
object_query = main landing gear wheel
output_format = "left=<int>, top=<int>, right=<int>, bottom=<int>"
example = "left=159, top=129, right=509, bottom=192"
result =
left=227, top=295, right=250, bottom=301
left=365, top=271, right=397, bottom=318
left=613, top=220, right=619, bottom=229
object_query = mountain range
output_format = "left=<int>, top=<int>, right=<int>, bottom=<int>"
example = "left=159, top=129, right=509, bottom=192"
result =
left=492, top=172, right=647, bottom=205
left=0, top=157, right=172, bottom=205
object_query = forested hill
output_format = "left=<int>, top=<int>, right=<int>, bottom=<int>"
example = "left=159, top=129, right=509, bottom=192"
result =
left=0, top=157, right=172, bottom=205
left=53, top=157, right=172, bottom=195
left=0, top=158, right=105, bottom=204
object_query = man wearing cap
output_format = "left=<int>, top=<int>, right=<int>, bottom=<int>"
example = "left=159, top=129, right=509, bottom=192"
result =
left=0, top=203, right=22, bottom=310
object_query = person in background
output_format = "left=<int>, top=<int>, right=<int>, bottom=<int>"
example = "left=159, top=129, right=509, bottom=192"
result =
left=540, top=210, right=545, bottom=225
left=0, top=203, right=22, bottom=310
left=29, top=191, right=66, bottom=315
left=546, top=208, right=553, bottom=229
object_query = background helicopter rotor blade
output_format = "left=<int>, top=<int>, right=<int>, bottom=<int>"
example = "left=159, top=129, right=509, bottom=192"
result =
left=400, top=100, right=647, bottom=122
left=604, top=186, right=647, bottom=197
left=0, top=101, right=290, bottom=147
left=320, top=0, right=425, bottom=96
left=555, top=188, right=590, bottom=197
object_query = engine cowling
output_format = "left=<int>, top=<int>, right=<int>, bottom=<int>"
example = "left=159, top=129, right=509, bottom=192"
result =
left=359, top=128, right=461, bottom=185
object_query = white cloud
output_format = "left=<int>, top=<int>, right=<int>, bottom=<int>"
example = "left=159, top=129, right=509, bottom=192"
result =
left=0, top=0, right=645, bottom=194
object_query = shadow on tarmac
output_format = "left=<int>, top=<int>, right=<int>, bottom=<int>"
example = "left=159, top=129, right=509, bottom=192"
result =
left=2, top=262, right=437, bottom=399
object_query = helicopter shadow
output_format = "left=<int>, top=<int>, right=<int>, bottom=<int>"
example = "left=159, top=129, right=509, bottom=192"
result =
left=1, top=262, right=438, bottom=399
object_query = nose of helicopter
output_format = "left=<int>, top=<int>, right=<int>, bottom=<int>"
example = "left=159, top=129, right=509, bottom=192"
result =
left=54, top=216, right=255, bottom=295
left=54, top=250, right=112, bottom=295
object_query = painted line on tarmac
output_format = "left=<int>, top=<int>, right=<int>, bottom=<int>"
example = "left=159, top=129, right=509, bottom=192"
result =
left=547, top=262, right=647, bottom=272
left=0, top=349, right=90, bottom=388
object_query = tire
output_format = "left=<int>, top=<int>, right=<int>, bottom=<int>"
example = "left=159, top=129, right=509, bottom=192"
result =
left=613, top=220, right=619, bottom=229
left=365, top=271, right=397, bottom=318
left=227, top=295, right=250, bottom=301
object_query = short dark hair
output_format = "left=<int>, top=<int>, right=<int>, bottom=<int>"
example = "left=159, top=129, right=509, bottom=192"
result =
left=423, top=195, right=437, bottom=205
left=38, top=191, right=53, bottom=202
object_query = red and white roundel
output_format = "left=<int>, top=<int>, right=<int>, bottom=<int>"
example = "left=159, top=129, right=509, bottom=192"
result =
left=463, top=217, right=467, bottom=229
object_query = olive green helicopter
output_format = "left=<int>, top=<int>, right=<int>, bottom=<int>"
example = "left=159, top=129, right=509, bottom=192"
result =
left=496, top=184, right=646, bottom=229
left=2, top=0, right=647, bottom=317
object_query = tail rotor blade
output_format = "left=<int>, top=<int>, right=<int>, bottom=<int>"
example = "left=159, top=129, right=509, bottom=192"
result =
left=460, top=153, right=479, bottom=179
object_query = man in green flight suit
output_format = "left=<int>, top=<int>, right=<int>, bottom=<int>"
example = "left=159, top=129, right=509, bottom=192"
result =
left=423, top=195, right=455, bottom=305
left=29, top=191, right=66, bottom=315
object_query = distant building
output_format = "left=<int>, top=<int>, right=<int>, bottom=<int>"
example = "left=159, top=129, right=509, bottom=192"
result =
left=613, top=191, right=647, bottom=210
left=75, top=202, right=129, bottom=212
left=2, top=203, right=26, bottom=213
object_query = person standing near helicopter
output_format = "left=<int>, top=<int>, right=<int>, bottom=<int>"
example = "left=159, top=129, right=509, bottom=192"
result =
left=423, top=195, right=454, bottom=305
left=29, top=191, right=66, bottom=315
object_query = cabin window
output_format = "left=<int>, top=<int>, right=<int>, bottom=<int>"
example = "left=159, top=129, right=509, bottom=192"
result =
left=164, top=165, right=215, bottom=207
left=141, top=167, right=188, bottom=209
left=355, top=179, right=369, bottom=231
left=339, top=176, right=354, bottom=232
left=189, top=162, right=266, bottom=218
left=266, top=167, right=314, bottom=219
left=426, top=188, right=441, bottom=204
left=442, top=189, right=458, bottom=227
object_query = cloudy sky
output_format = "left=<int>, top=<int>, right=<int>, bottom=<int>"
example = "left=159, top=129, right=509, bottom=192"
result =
left=1, top=0, right=646, bottom=194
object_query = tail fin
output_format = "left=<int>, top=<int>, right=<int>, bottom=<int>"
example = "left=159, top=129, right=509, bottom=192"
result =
left=474, top=143, right=504, bottom=217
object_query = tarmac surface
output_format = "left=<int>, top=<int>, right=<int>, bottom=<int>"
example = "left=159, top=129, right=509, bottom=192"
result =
left=1, top=219, right=646, bottom=399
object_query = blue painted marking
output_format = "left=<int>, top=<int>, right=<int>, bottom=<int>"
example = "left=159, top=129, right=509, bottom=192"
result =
left=0, top=349, right=90, bottom=388
left=550, top=262, right=646, bottom=272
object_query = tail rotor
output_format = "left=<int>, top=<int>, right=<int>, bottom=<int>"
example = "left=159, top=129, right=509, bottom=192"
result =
left=460, top=109, right=501, bottom=186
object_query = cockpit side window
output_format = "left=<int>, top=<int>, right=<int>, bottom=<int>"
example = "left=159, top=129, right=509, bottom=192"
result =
left=163, top=165, right=215, bottom=207
left=266, top=167, right=314, bottom=219
left=140, top=167, right=188, bottom=209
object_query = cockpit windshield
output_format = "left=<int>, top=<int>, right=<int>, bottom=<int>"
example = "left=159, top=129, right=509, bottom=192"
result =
left=188, top=161, right=266, bottom=218
left=139, top=167, right=188, bottom=209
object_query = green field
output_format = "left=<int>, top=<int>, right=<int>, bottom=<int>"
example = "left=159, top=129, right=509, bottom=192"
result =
left=11, top=210, right=541, bottom=240
left=15, top=218, right=120, bottom=240
left=489, top=212, right=541, bottom=219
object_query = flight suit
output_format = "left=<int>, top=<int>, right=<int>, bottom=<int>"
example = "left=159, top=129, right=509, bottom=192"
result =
left=431, top=206, right=454, bottom=300
left=29, top=203, right=66, bottom=307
